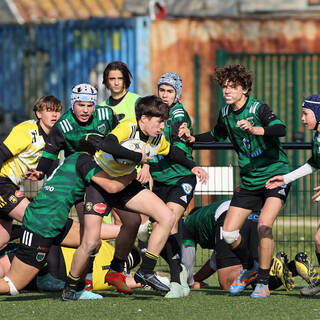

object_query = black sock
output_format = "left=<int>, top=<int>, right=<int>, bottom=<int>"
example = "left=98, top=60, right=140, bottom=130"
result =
left=257, top=268, right=270, bottom=285
left=65, top=273, right=84, bottom=291
left=167, top=234, right=182, bottom=283
left=140, top=250, right=158, bottom=274
left=110, top=257, right=126, bottom=273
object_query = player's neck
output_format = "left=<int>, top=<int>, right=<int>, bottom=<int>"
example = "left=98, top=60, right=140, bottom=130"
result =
left=111, top=89, right=127, bottom=100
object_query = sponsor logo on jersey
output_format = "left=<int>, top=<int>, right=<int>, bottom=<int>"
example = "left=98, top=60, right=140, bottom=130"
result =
left=85, top=202, right=93, bottom=212
left=180, top=195, right=188, bottom=203
left=15, top=190, right=24, bottom=198
left=9, top=195, right=17, bottom=204
left=36, top=252, right=46, bottom=262
left=93, top=203, right=107, bottom=214
left=181, top=183, right=193, bottom=195
left=37, top=246, right=50, bottom=252
left=44, top=186, right=55, bottom=192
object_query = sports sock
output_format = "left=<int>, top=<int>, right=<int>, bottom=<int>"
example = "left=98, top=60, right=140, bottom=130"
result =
left=110, top=257, right=126, bottom=273
left=268, top=275, right=282, bottom=290
left=256, top=268, right=270, bottom=285
left=65, top=273, right=84, bottom=291
left=169, top=234, right=182, bottom=283
left=140, top=250, right=159, bottom=274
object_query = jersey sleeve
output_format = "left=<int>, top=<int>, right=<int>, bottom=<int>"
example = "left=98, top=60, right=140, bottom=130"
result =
left=76, top=153, right=102, bottom=182
left=257, top=104, right=285, bottom=127
left=208, top=112, right=228, bottom=142
left=41, top=126, right=66, bottom=160
left=109, top=120, right=135, bottom=143
left=3, top=124, right=32, bottom=156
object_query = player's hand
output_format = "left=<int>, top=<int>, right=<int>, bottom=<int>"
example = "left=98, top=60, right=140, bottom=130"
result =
left=265, top=176, right=285, bottom=189
left=140, top=144, right=153, bottom=164
left=312, top=186, right=320, bottom=202
left=191, top=167, right=208, bottom=184
left=137, top=164, right=151, bottom=184
left=237, top=120, right=264, bottom=135
left=190, top=281, right=209, bottom=289
left=178, top=123, right=195, bottom=143
left=24, top=168, right=44, bottom=181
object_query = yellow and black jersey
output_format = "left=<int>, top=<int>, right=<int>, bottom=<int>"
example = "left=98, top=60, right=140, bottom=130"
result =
left=95, top=118, right=170, bottom=177
left=0, top=120, right=46, bottom=186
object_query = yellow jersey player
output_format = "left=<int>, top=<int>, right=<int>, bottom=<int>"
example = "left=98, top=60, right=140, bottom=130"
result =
left=0, top=96, right=62, bottom=250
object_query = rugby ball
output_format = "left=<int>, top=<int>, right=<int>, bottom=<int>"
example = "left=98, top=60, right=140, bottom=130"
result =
left=115, top=138, right=150, bottom=166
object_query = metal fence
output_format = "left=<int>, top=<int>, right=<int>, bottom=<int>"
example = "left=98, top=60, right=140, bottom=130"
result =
left=0, top=17, right=151, bottom=139
left=184, top=142, right=320, bottom=269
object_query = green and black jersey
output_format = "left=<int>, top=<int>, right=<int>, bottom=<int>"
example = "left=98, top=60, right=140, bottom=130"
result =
left=37, top=106, right=117, bottom=174
left=23, top=152, right=102, bottom=238
left=206, top=96, right=290, bottom=189
left=307, top=132, right=320, bottom=169
left=149, top=102, right=194, bottom=185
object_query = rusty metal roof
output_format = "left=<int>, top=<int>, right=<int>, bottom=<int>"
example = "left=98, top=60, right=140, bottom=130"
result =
left=8, top=0, right=131, bottom=24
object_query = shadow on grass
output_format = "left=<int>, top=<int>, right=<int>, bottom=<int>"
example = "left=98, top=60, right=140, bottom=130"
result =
left=98, top=288, right=166, bottom=300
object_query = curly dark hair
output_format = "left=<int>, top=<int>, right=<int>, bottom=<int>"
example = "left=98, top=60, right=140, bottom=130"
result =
left=214, top=64, right=252, bottom=94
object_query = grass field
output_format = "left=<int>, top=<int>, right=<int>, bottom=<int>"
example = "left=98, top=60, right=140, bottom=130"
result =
left=0, top=276, right=319, bottom=320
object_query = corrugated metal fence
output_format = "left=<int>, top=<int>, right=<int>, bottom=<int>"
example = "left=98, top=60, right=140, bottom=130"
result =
left=0, top=17, right=150, bottom=137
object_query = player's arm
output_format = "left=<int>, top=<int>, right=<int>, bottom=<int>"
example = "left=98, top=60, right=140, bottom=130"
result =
left=178, top=113, right=226, bottom=143
left=238, top=104, right=286, bottom=136
left=78, top=153, right=136, bottom=193
left=166, top=146, right=208, bottom=183
left=36, top=126, right=65, bottom=176
left=99, top=134, right=143, bottom=163
left=0, top=142, right=13, bottom=168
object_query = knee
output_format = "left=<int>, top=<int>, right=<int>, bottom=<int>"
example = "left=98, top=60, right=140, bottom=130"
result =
left=82, top=238, right=101, bottom=256
left=221, top=229, right=240, bottom=245
left=258, top=224, right=273, bottom=239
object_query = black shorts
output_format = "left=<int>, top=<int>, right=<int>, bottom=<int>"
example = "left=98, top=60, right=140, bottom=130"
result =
left=152, top=175, right=197, bottom=210
left=0, top=177, right=26, bottom=221
left=84, top=179, right=145, bottom=214
left=230, top=185, right=290, bottom=212
left=215, top=212, right=259, bottom=269
left=15, top=218, right=74, bottom=269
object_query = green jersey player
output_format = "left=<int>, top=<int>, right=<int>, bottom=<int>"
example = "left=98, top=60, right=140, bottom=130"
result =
left=0, top=133, right=135, bottom=299
left=179, top=64, right=291, bottom=298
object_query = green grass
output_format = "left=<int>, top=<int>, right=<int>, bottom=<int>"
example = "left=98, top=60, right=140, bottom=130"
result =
left=0, top=277, right=319, bottom=320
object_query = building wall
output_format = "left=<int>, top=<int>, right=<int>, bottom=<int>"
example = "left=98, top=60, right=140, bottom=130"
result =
left=150, top=17, right=320, bottom=164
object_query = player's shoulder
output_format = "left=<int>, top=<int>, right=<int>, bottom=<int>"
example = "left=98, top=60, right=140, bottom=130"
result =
left=127, top=92, right=140, bottom=100
left=12, top=119, right=38, bottom=131
left=170, top=103, right=188, bottom=120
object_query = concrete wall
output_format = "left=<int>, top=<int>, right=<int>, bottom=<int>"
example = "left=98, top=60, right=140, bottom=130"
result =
left=150, top=17, right=320, bottom=164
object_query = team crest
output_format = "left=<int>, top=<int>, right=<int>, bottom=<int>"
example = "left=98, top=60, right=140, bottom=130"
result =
left=181, top=183, right=193, bottom=195
left=85, top=202, right=93, bottom=212
left=36, top=252, right=46, bottom=262
left=9, top=195, right=18, bottom=204
left=97, top=124, right=106, bottom=134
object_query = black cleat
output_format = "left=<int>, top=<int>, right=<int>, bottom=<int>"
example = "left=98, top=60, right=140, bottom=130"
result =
left=134, top=269, right=170, bottom=292
left=61, top=285, right=77, bottom=301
